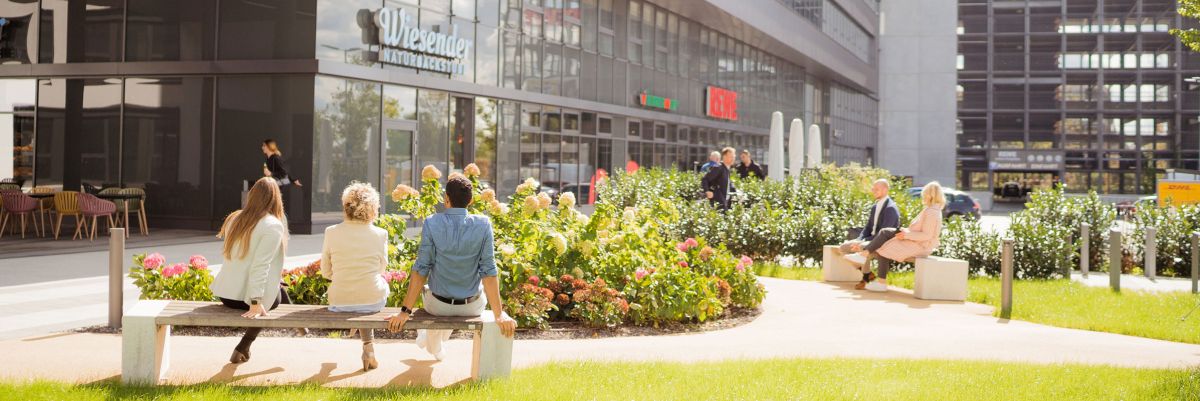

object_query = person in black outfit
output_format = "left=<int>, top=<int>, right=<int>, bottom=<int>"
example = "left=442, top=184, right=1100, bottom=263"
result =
left=701, top=147, right=736, bottom=210
left=735, top=150, right=766, bottom=180
left=262, top=139, right=302, bottom=187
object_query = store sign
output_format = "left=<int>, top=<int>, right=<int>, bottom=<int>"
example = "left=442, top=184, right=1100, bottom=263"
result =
left=638, top=91, right=675, bottom=111
left=705, top=86, right=738, bottom=121
left=988, top=150, right=1065, bottom=171
left=372, top=7, right=472, bottom=75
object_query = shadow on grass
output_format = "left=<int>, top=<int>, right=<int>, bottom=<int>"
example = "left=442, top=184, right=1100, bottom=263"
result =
left=208, top=364, right=285, bottom=384
left=78, top=374, right=484, bottom=399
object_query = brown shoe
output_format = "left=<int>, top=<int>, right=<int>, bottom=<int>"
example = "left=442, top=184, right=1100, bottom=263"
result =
left=854, top=272, right=877, bottom=290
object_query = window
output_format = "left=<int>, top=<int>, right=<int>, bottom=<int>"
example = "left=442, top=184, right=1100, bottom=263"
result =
left=314, top=76, right=381, bottom=214
left=218, top=0, right=315, bottom=60
left=40, top=0, right=126, bottom=63
left=0, top=2, right=36, bottom=64
left=123, top=77, right=215, bottom=219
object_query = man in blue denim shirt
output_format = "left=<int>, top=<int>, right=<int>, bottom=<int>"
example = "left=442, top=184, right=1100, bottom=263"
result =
left=388, top=175, right=516, bottom=360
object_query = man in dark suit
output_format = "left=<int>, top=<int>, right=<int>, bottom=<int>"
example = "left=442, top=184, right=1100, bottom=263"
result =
left=838, top=179, right=900, bottom=288
left=735, top=150, right=766, bottom=180
left=702, top=147, right=736, bottom=210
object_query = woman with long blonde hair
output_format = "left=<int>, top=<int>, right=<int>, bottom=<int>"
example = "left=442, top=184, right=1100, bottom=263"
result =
left=856, top=181, right=946, bottom=292
left=210, top=177, right=292, bottom=363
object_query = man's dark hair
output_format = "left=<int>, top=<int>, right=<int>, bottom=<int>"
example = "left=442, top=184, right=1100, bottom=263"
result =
left=446, top=176, right=473, bottom=208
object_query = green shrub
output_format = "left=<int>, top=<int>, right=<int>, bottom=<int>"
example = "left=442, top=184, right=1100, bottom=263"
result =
left=281, top=259, right=329, bottom=305
left=1131, top=203, right=1200, bottom=277
left=935, top=217, right=1002, bottom=276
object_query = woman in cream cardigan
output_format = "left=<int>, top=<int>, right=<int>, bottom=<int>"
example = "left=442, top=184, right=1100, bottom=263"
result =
left=320, top=182, right=390, bottom=371
left=211, top=177, right=291, bottom=364
left=857, top=181, right=946, bottom=292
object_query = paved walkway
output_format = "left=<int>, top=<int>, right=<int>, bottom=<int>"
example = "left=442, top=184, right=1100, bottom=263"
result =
left=1, top=277, right=1197, bottom=387
left=0, top=253, right=322, bottom=341
left=1072, top=271, right=1199, bottom=293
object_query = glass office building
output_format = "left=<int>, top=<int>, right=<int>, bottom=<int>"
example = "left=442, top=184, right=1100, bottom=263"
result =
left=958, top=0, right=1200, bottom=195
left=0, top=0, right=879, bottom=232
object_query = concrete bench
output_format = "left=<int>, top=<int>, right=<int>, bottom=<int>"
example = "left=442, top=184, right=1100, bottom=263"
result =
left=822, top=245, right=866, bottom=282
left=912, top=256, right=969, bottom=301
left=121, top=300, right=513, bottom=385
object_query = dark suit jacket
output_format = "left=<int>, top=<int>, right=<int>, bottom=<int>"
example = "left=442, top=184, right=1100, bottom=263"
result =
left=735, top=162, right=765, bottom=180
left=857, top=197, right=900, bottom=241
left=701, top=164, right=732, bottom=209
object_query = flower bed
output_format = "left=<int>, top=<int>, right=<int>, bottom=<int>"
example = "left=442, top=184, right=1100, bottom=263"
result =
left=128, top=164, right=767, bottom=331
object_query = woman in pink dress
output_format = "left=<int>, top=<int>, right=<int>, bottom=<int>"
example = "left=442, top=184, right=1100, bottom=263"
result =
left=857, top=182, right=946, bottom=292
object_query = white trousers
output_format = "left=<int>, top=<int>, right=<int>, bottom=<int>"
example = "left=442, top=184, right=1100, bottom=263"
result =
left=419, top=286, right=486, bottom=354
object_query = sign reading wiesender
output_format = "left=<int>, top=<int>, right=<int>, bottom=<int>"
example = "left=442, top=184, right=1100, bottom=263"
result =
left=373, top=7, right=472, bottom=75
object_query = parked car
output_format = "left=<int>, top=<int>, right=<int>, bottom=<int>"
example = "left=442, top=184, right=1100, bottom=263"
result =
left=1115, top=196, right=1156, bottom=219
left=908, top=187, right=982, bottom=220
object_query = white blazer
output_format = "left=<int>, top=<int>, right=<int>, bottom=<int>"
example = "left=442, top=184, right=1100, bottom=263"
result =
left=211, top=215, right=287, bottom=306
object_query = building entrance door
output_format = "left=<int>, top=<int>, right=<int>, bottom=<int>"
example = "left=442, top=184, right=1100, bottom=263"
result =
left=382, top=119, right=416, bottom=212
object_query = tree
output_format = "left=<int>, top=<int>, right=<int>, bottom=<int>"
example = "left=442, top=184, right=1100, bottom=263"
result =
left=1172, top=0, right=1200, bottom=51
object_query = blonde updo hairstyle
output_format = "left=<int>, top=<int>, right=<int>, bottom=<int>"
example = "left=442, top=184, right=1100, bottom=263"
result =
left=342, top=182, right=381, bottom=223
left=921, top=181, right=947, bottom=209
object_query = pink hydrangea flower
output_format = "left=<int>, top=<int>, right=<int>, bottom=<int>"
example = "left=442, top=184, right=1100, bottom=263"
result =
left=676, top=242, right=688, bottom=252
left=189, top=255, right=208, bottom=270
left=678, top=261, right=689, bottom=268
left=161, top=263, right=187, bottom=278
left=529, top=275, right=540, bottom=285
left=634, top=268, right=649, bottom=281
left=684, top=238, right=699, bottom=249
left=143, top=253, right=165, bottom=270
left=736, top=255, right=754, bottom=272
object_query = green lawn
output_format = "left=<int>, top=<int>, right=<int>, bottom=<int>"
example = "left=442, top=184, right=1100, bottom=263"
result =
left=3, top=359, right=1197, bottom=401
left=755, top=264, right=1200, bottom=344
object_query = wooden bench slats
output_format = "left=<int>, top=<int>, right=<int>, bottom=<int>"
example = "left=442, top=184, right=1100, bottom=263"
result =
left=152, top=301, right=482, bottom=330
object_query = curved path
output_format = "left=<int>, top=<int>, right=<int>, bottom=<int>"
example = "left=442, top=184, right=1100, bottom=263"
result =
left=2, top=277, right=1198, bottom=387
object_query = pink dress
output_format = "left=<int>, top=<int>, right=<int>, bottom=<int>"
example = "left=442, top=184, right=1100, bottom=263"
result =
left=877, top=206, right=943, bottom=262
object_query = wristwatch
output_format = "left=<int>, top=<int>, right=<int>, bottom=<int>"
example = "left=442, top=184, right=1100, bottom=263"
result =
left=250, top=298, right=261, bottom=306
left=399, top=306, right=413, bottom=315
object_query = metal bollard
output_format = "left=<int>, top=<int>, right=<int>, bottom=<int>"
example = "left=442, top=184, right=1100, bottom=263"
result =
left=1192, top=233, right=1199, bottom=294
left=1080, top=223, right=1090, bottom=277
left=1145, top=227, right=1156, bottom=279
left=1109, top=229, right=1122, bottom=292
left=108, top=228, right=125, bottom=329
left=1001, top=238, right=1014, bottom=319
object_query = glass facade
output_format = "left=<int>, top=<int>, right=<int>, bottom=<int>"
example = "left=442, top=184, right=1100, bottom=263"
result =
left=958, top=0, right=1197, bottom=195
left=0, top=0, right=878, bottom=232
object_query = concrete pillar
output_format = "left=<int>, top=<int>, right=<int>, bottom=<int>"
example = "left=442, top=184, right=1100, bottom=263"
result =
left=767, top=111, right=785, bottom=181
left=806, top=124, right=823, bottom=168
left=788, top=118, right=805, bottom=178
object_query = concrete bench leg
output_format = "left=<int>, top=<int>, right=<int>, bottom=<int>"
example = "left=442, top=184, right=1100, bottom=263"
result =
left=470, top=312, right=513, bottom=380
left=822, top=245, right=865, bottom=282
left=913, top=257, right=969, bottom=301
left=122, top=300, right=171, bottom=385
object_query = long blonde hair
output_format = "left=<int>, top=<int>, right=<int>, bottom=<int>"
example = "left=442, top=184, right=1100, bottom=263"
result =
left=263, top=139, right=282, bottom=156
left=921, top=181, right=947, bottom=209
left=221, top=177, right=288, bottom=260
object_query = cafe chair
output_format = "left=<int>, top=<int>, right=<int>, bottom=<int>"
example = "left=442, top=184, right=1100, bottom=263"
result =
left=120, top=187, right=149, bottom=236
left=0, top=191, right=42, bottom=239
left=53, top=191, right=83, bottom=240
left=77, top=193, right=117, bottom=241
left=31, top=186, right=56, bottom=230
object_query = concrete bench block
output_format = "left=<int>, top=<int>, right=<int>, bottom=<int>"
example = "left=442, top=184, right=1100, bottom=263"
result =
left=913, top=256, right=969, bottom=301
left=122, top=300, right=172, bottom=385
left=822, top=245, right=864, bottom=282
left=471, top=312, right=514, bottom=380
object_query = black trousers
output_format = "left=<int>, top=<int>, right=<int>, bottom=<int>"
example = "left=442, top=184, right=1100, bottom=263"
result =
left=863, top=228, right=899, bottom=279
left=219, top=285, right=290, bottom=352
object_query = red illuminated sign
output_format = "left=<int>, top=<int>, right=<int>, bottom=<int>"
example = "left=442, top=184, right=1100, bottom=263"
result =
left=706, top=86, right=738, bottom=121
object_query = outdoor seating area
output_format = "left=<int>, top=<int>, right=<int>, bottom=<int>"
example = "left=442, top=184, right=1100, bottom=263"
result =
left=0, top=183, right=149, bottom=241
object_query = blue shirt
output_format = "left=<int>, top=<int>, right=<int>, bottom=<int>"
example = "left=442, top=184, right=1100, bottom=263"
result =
left=413, top=208, right=498, bottom=299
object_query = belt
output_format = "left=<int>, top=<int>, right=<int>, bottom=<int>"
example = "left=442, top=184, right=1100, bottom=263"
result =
left=432, top=292, right=480, bottom=305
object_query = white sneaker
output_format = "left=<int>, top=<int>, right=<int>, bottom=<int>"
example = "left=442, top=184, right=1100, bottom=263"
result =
left=865, top=280, right=888, bottom=292
left=432, top=350, right=445, bottom=361
left=415, top=330, right=429, bottom=350
left=842, top=253, right=868, bottom=267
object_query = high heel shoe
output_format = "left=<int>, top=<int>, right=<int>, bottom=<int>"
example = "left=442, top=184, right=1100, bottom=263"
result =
left=230, top=348, right=250, bottom=364
left=361, top=343, right=378, bottom=371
